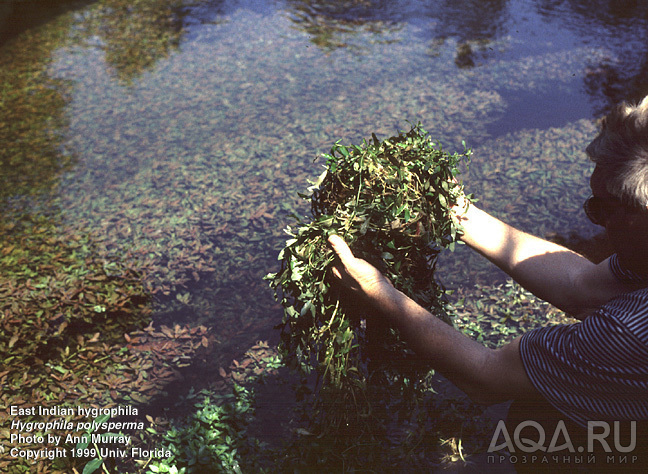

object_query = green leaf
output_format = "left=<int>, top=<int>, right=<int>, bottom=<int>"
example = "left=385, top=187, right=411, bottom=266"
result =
left=76, top=435, right=89, bottom=450
left=95, top=413, right=110, bottom=425
left=82, top=458, right=104, bottom=474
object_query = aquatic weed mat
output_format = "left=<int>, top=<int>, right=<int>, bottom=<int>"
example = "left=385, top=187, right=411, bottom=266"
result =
left=0, top=210, right=216, bottom=473
left=266, top=123, right=473, bottom=428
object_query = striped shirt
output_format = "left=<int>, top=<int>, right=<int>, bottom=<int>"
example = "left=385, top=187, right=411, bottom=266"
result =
left=519, top=254, right=648, bottom=428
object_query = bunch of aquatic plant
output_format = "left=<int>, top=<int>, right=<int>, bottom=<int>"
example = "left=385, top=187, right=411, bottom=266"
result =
left=266, top=124, right=471, bottom=424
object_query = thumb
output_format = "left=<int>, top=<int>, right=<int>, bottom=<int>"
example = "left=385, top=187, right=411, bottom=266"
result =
left=327, top=234, right=355, bottom=265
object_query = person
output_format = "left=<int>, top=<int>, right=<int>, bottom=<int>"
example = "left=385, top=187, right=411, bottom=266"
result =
left=327, top=96, right=648, bottom=471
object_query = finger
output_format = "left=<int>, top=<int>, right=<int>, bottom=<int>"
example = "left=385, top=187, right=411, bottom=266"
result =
left=329, top=263, right=361, bottom=293
left=330, top=265, right=342, bottom=280
left=327, top=234, right=355, bottom=264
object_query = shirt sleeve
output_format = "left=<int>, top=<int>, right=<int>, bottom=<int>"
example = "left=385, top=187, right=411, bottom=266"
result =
left=519, top=289, right=648, bottom=428
left=609, top=253, right=648, bottom=284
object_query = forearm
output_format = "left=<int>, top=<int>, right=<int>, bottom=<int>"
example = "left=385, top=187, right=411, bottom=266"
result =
left=376, top=285, right=536, bottom=404
left=457, top=204, right=627, bottom=315
left=327, top=233, right=539, bottom=404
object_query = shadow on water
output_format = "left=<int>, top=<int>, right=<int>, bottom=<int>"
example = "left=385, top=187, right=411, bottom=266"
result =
left=0, top=0, right=94, bottom=46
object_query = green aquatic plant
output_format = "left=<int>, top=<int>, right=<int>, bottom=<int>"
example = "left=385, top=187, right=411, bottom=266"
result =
left=147, top=386, right=259, bottom=474
left=266, top=123, right=472, bottom=427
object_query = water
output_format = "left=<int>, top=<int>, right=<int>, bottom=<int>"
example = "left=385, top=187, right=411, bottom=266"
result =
left=2, top=0, right=648, bottom=364
left=1, top=0, right=648, bottom=467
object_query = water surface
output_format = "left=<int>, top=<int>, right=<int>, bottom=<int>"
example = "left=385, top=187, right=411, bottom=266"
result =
left=2, top=0, right=648, bottom=397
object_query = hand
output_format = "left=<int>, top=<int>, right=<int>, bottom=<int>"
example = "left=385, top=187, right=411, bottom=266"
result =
left=327, top=235, right=395, bottom=306
left=449, top=177, right=470, bottom=223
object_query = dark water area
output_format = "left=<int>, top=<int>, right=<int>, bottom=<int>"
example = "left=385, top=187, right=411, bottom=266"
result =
left=1, top=0, right=648, bottom=469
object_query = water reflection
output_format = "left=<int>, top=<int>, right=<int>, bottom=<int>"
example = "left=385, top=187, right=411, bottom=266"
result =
left=281, top=0, right=510, bottom=68
left=0, top=0, right=210, bottom=200
left=428, top=0, right=508, bottom=40
left=537, top=0, right=648, bottom=114
left=0, top=8, right=76, bottom=200
left=69, top=0, right=190, bottom=83
left=423, top=0, right=508, bottom=68
left=282, top=0, right=403, bottom=51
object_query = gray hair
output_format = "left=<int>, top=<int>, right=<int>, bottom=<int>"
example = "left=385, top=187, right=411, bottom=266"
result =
left=586, top=95, right=648, bottom=207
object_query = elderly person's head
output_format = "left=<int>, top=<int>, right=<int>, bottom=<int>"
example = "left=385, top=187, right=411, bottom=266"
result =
left=587, top=96, right=648, bottom=205
left=585, top=95, right=648, bottom=274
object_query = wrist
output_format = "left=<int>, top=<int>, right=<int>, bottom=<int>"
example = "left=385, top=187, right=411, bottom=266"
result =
left=370, top=284, right=405, bottom=319
left=450, top=192, right=470, bottom=218
left=454, top=202, right=480, bottom=242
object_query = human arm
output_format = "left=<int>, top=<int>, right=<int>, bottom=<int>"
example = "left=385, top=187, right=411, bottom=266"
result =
left=328, top=234, right=541, bottom=405
left=455, top=203, right=640, bottom=317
